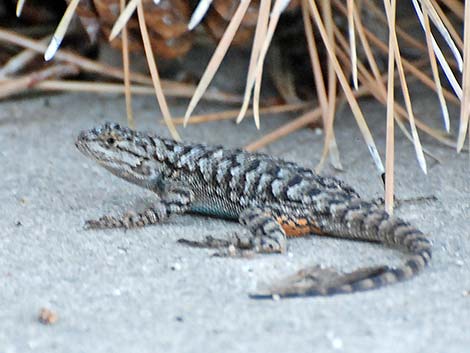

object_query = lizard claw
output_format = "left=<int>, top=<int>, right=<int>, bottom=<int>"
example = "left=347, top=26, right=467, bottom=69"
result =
left=212, top=245, right=256, bottom=258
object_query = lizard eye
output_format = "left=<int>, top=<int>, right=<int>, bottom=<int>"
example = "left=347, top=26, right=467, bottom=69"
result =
left=106, top=137, right=116, bottom=145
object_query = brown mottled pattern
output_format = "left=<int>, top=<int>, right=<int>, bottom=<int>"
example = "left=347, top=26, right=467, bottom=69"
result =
left=76, top=123, right=432, bottom=298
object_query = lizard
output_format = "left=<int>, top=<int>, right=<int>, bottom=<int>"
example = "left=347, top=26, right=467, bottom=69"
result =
left=75, top=122, right=432, bottom=298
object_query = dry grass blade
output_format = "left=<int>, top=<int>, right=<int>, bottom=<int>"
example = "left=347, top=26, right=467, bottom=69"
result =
left=429, top=0, right=463, bottom=49
left=136, top=1, right=179, bottom=140
left=341, top=4, right=445, bottom=162
left=244, top=108, right=322, bottom=152
left=120, top=0, right=135, bottom=129
left=109, top=0, right=141, bottom=41
left=308, top=0, right=384, bottom=174
left=384, top=0, right=396, bottom=215
left=347, top=0, right=358, bottom=89
left=384, top=0, right=427, bottom=174
left=332, top=44, right=444, bottom=162
left=418, top=0, right=450, bottom=132
left=318, top=0, right=342, bottom=170
left=420, top=0, right=462, bottom=71
left=252, top=0, right=290, bottom=128
left=347, top=1, right=384, bottom=94
left=301, top=0, right=341, bottom=170
left=183, top=0, right=252, bottom=126
left=365, top=0, right=428, bottom=53
left=0, top=63, right=79, bottom=99
left=333, top=18, right=449, bottom=163
left=236, top=0, right=270, bottom=124
left=301, top=0, right=328, bottom=119
left=188, top=0, right=213, bottom=30
left=172, top=102, right=310, bottom=125
left=411, top=1, right=462, bottom=100
left=22, top=79, right=242, bottom=102
left=0, top=36, right=49, bottom=78
left=16, top=0, right=26, bottom=17
left=44, top=0, right=80, bottom=61
left=457, top=1, right=470, bottom=152
left=0, top=28, right=152, bottom=84
left=0, top=28, right=241, bottom=103
left=441, top=0, right=464, bottom=20
left=357, top=23, right=460, bottom=105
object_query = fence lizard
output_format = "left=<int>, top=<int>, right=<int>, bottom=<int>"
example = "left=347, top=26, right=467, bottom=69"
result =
left=76, top=123, right=432, bottom=298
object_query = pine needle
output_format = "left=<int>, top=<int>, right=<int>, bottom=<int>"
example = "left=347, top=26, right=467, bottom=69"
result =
left=244, top=108, right=322, bottom=152
left=236, top=0, right=270, bottom=125
left=457, top=1, right=470, bottom=152
left=419, top=0, right=463, bottom=71
left=357, top=24, right=460, bottom=105
left=439, top=0, right=463, bottom=20
left=308, top=0, right=384, bottom=174
left=44, top=0, right=80, bottom=61
left=385, top=0, right=397, bottom=215
left=120, top=0, right=135, bottom=129
left=0, top=64, right=79, bottom=99
left=0, top=36, right=49, bottom=78
left=0, top=28, right=152, bottom=84
left=301, top=0, right=341, bottom=170
left=109, top=0, right=141, bottom=41
left=418, top=0, right=450, bottom=132
left=16, top=0, right=26, bottom=17
left=347, top=0, right=358, bottom=89
left=136, top=1, right=180, bottom=140
left=237, top=0, right=291, bottom=128
left=384, top=0, right=427, bottom=174
left=188, top=0, right=213, bottom=31
left=172, top=102, right=310, bottom=125
left=429, top=0, right=463, bottom=49
left=183, top=0, right=251, bottom=126
left=319, top=0, right=342, bottom=170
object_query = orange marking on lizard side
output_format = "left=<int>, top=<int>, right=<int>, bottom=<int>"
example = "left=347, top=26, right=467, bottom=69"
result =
left=276, top=216, right=325, bottom=237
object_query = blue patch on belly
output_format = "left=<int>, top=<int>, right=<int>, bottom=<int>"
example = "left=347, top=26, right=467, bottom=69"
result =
left=189, top=205, right=238, bottom=220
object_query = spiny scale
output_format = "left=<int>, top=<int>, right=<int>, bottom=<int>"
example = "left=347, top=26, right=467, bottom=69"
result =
left=76, top=122, right=432, bottom=298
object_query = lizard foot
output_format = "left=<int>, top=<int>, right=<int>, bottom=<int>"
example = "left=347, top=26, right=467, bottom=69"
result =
left=84, top=215, right=128, bottom=229
left=177, top=234, right=257, bottom=258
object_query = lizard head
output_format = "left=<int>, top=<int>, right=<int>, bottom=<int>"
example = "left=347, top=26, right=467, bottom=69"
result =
left=76, top=122, right=157, bottom=186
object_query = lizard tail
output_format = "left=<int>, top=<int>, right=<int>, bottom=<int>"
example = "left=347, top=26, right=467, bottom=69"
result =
left=253, top=199, right=432, bottom=298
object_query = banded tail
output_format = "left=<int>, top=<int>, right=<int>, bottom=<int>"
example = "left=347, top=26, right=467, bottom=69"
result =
left=253, top=199, right=432, bottom=298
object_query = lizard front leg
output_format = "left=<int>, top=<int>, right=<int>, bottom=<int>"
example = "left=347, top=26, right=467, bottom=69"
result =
left=85, top=187, right=193, bottom=229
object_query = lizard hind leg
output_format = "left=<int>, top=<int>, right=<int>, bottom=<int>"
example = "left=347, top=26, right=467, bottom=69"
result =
left=239, top=207, right=287, bottom=254
left=178, top=207, right=287, bottom=257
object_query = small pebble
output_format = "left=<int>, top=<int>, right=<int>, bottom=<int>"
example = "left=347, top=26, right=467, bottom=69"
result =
left=38, top=308, right=58, bottom=325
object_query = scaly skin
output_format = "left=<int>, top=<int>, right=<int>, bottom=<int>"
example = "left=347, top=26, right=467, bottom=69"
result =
left=76, top=123, right=432, bottom=298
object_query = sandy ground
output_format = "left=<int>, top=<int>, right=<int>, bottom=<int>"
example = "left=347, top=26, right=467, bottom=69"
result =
left=1, top=78, right=469, bottom=353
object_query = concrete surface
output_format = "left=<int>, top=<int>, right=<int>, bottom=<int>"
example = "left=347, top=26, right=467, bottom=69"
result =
left=0, top=85, right=469, bottom=353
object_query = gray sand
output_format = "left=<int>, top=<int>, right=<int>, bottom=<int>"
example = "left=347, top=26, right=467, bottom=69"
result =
left=1, top=85, right=469, bottom=353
